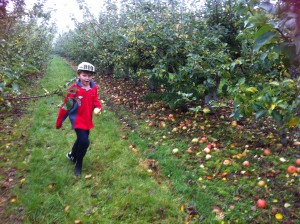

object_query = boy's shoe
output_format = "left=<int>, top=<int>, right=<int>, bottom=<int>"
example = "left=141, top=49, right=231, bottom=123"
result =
left=66, top=152, right=76, bottom=163
left=74, top=167, right=81, bottom=176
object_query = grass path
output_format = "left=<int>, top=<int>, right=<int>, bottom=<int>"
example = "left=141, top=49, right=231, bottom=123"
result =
left=5, top=56, right=184, bottom=223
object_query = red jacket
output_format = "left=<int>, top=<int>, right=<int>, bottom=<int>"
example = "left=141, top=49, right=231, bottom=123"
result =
left=56, top=80, right=102, bottom=130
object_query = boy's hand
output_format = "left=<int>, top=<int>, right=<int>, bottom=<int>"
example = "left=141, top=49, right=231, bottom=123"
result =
left=93, top=108, right=102, bottom=116
left=56, top=124, right=62, bottom=129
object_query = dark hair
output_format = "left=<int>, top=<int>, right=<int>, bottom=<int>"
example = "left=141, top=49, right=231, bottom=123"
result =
left=77, top=70, right=95, bottom=75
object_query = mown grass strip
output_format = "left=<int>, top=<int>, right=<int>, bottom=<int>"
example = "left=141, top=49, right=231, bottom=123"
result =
left=10, top=56, right=184, bottom=223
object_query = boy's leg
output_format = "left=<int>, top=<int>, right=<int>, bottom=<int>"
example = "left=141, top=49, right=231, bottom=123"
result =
left=74, top=129, right=90, bottom=175
left=70, top=138, right=79, bottom=161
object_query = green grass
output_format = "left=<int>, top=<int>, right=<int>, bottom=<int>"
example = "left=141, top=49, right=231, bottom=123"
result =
left=5, top=56, right=184, bottom=223
left=4, top=56, right=298, bottom=223
left=97, top=84, right=300, bottom=224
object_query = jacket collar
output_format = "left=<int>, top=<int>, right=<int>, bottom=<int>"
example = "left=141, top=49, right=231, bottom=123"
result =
left=76, top=79, right=95, bottom=88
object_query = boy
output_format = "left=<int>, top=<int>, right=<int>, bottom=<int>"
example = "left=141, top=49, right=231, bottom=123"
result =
left=56, top=62, right=102, bottom=176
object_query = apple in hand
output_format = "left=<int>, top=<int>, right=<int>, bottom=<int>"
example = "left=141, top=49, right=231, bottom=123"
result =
left=93, top=108, right=101, bottom=116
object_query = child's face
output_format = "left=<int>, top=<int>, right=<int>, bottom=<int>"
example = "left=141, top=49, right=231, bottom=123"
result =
left=78, top=71, right=94, bottom=87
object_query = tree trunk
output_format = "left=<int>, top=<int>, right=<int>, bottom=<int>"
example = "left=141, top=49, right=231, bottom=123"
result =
left=149, top=75, right=158, bottom=92
left=124, top=67, right=130, bottom=81
left=204, top=89, right=218, bottom=104
left=204, top=77, right=220, bottom=104
left=106, top=64, right=114, bottom=76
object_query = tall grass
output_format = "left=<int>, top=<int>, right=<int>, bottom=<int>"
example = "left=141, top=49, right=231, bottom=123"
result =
left=11, top=56, right=184, bottom=223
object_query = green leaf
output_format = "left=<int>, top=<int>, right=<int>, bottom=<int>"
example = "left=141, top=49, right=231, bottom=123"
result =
left=255, top=25, right=274, bottom=38
left=271, top=110, right=283, bottom=123
left=286, top=117, right=300, bottom=127
left=246, top=87, right=258, bottom=93
left=269, top=81, right=280, bottom=86
left=203, top=107, right=211, bottom=114
left=253, top=32, right=276, bottom=52
left=66, top=98, right=74, bottom=110
left=248, top=15, right=268, bottom=27
left=256, top=110, right=266, bottom=119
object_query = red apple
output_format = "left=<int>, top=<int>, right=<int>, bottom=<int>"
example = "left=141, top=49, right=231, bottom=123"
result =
left=186, top=148, right=193, bottom=154
left=296, top=159, right=300, bottom=166
left=257, top=199, right=267, bottom=208
left=211, top=142, right=217, bottom=148
left=287, top=165, right=297, bottom=174
left=242, top=161, right=250, bottom=166
left=200, top=136, right=207, bottom=143
left=263, top=148, right=271, bottom=156
left=148, top=122, right=155, bottom=127
left=206, top=143, right=213, bottom=149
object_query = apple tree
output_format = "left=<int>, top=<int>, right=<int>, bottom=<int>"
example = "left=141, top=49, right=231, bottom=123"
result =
left=229, top=0, right=300, bottom=145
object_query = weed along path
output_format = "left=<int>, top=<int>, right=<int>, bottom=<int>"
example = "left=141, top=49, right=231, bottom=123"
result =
left=3, top=56, right=184, bottom=223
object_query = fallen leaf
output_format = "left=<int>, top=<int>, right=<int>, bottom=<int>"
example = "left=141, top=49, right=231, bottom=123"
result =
left=65, top=205, right=71, bottom=212
left=85, top=174, right=92, bottom=179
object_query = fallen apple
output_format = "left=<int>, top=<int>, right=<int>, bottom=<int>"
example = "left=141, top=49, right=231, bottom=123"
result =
left=148, top=122, right=155, bottom=127
left=202, top=147, right=210, bottom=154
left=172, top=127, right=178, bottom=132
left=257, top=180, right=266, bottom=187
left=223, top=160, right=231, bottom=166
left=206, top=143, right=213, bottom=149
left=257, top=199, right=267, bottom=208
left=231, top=121, right=237, bottom=126
left=263, top=148, right=271, bottom=156
left=287, top=165, right=297, bottom=174
left=200, top=136, right=207, bottom=143
left=205, top=154, right=211, bottom=160
left=172, top=148, right=179, bottom=154
left=192, top=138, right=199, bottom=143
left=242, top=161, right=250, bottom=166
left=186, top=148, right=193, bottom=154
left=296, top=159, right=300, bottom=166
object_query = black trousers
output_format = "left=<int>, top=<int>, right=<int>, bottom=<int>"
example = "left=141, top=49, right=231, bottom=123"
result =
left=71, top=129, right=90, bottom=169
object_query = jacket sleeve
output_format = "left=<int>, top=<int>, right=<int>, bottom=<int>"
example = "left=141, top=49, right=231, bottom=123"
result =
left=94, top=85, right=102, bottom=111
left=56, top=84, right=78, bottom=128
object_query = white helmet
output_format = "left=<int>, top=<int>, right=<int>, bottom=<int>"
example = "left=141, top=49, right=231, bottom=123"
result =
left=77, top=62, right=95, bottom=73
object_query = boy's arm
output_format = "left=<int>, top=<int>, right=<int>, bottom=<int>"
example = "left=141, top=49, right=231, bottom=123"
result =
left=56, top=107, right=68, bottom=129
left=56, top=85, right=77, bottom=129
left=94, top=85, right=102, bottom=111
